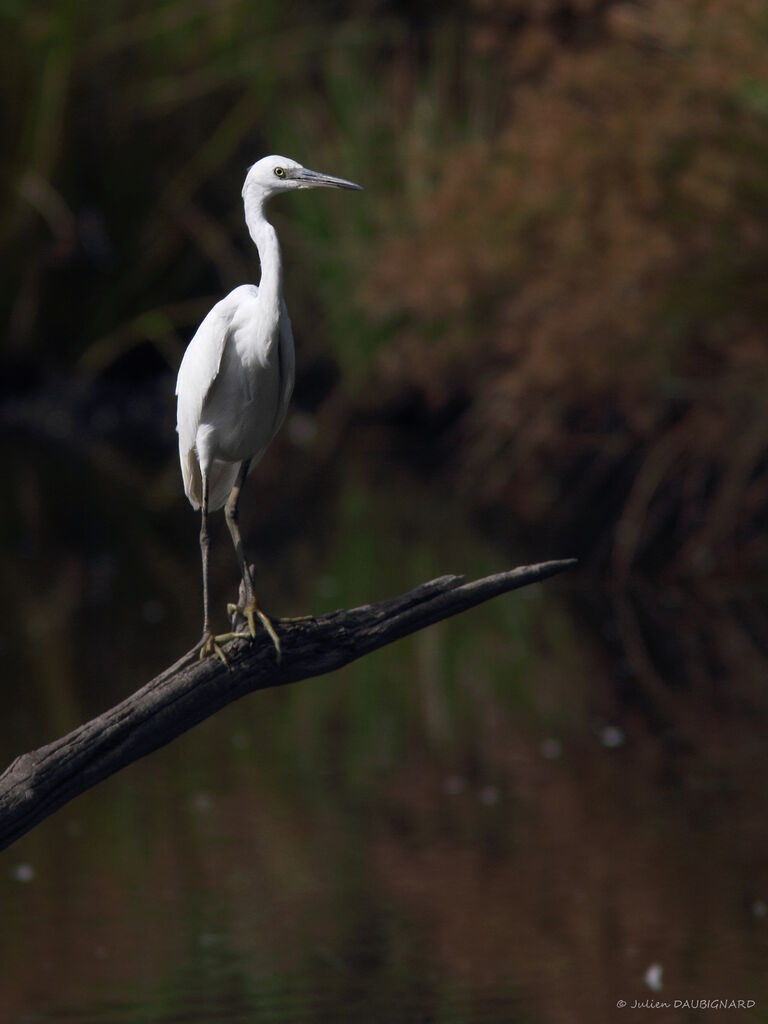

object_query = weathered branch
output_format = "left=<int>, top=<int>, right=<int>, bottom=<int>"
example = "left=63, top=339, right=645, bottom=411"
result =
left=0, top=559, right=576, bottom=850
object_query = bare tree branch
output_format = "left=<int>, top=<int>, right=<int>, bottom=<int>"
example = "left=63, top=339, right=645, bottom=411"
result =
left=0, top=559, right=576, bottom=850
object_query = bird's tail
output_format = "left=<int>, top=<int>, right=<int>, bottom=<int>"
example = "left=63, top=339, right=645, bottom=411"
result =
left=180, top=447, right=240, bottom=512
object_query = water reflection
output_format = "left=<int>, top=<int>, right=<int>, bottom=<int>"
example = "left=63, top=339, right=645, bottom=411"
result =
left=1, top=431, right=766, bottom=1023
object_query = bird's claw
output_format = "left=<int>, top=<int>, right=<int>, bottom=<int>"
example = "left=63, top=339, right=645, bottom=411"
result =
left=198, top=630, right=228, bottom=665
left=227, top=598, right=281, bottom=661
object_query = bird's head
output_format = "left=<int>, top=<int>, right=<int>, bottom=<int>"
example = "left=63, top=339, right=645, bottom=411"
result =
left=242, top=155, right=362, bottom=203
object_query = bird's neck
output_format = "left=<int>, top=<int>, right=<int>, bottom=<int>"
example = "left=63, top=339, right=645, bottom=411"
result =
left=245, top=202, right=283, bottom=314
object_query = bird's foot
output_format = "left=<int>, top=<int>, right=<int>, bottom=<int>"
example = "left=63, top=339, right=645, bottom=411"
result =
left=198, top=630, right=228, bottom=665
left=226, top=598, right=281, bottom=661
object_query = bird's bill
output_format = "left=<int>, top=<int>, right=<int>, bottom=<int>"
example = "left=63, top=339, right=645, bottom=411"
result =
left=294, top=167, right=363, bottom=190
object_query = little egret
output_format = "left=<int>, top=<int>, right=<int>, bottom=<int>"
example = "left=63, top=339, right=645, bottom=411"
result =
left=176, top=155, right=362, bottom=660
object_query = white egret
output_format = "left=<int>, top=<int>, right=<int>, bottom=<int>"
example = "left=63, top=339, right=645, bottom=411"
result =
left=176, top=155, right=362, bottom=660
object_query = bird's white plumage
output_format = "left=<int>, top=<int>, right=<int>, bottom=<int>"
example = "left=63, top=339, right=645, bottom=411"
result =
left=175, top=293, right=240, bottom=509
left=175, top=154, right=361, bottom=649
left=175, top=284, right=295, bottom=510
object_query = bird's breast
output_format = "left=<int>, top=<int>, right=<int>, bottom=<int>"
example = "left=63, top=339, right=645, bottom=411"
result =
left=198, top=321, right=284, bottom=464
left=232, top=307, right=281, bottom=381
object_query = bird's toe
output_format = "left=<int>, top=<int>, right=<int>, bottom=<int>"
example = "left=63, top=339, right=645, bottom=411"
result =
left=198, top=630, right=228, bottom=665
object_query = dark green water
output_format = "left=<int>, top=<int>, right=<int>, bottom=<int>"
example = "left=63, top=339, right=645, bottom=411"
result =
left=1, top=429, right=766, bottom=1023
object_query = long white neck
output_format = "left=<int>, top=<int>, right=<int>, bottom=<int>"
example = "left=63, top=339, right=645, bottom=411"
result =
left=245, top=199, right=283, bottom=315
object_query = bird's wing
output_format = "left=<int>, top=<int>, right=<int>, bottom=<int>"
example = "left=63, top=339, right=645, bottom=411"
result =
left=175, top=287, right=256, bottom=458
left=271, top=299, right=296, bottom=436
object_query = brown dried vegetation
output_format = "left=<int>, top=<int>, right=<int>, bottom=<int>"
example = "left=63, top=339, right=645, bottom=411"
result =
left=364, top=0, right=768, bottom=584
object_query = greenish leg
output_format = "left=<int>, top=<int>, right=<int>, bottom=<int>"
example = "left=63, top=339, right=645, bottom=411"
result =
left=198, top=473, right=227, bottom=664
left=222, top=460, right=281, bottom=660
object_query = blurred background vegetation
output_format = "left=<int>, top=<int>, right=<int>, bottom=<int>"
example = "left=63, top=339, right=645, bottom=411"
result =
left=2, top=1, right=768, bottom=1021
left=4, top=0, right=768, bottom=575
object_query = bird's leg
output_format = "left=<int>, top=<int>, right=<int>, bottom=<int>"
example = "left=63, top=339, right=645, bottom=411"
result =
left=198, top=475, right=227, bottom=664
left=222, top=460, right=281, bottom=659
left=224, top=459, right=253, bottom=597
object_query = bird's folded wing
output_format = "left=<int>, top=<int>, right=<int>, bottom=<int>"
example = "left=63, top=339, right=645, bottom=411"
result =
left=175, top=300, right=235, bottom=457
left=271, top=300, right=296, bottom=437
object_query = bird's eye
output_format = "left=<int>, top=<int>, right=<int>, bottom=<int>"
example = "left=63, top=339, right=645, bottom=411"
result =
left=274, top=167, right=285, bottom=178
